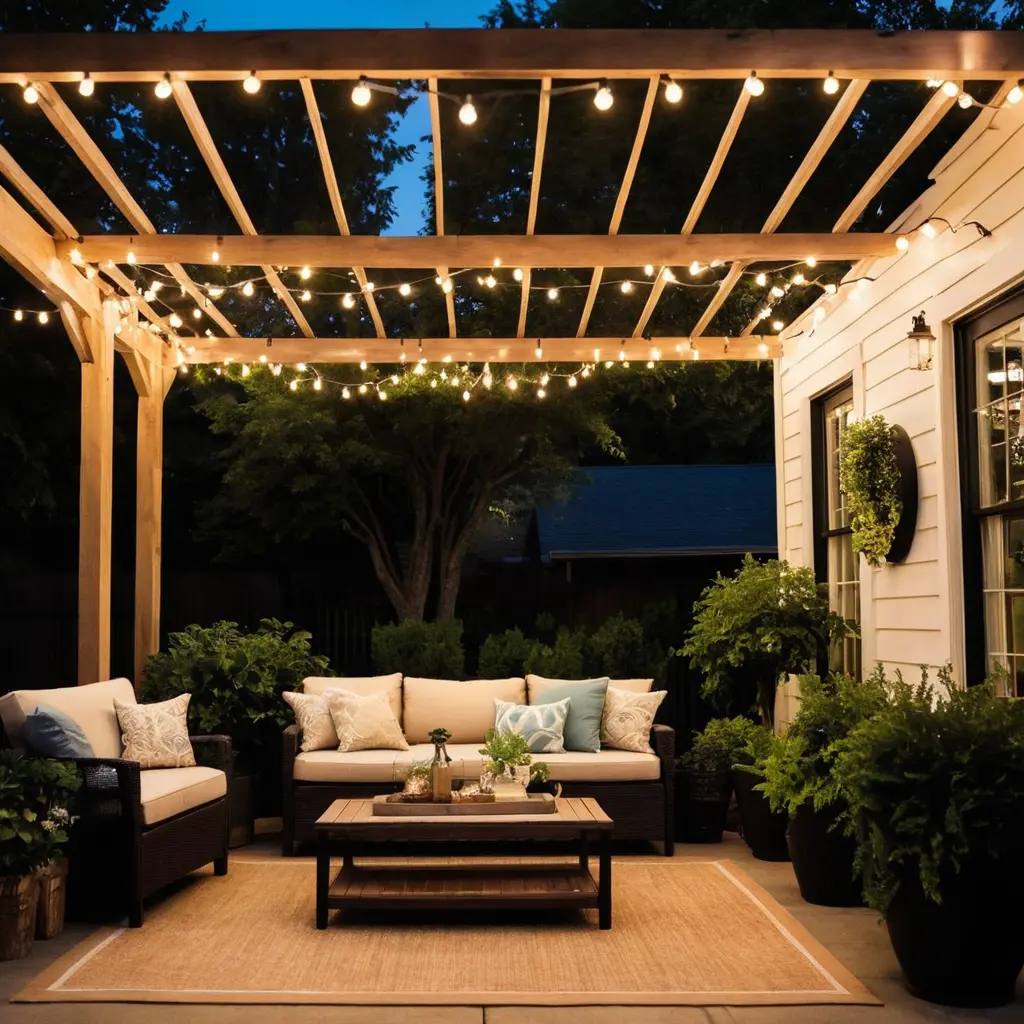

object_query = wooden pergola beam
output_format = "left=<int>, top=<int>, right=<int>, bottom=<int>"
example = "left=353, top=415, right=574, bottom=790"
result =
left=517, top=76, right=551, bottom=338
left=4, top=29, right=1023, bottom=81
left=300, top=78, right=385, bottom=338
left=428, top=77, right=457, bottom=338
left=59, top=232, right=899, bottom=269
left=186, top=335, right=777, bottom=364
left=0, top=142, right=77, bottom=239
left=577, top=76, right=659, bottom=338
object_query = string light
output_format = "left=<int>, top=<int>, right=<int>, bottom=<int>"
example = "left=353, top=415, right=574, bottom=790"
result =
left=744, top=71, right=765, bottom=97
left=920, top=220, right=937, bottom=239
left=259, top=354, right=267, bottom=364
left=289, top=380, right=298, bottom=391
left=69, top=248, right=83, bottom=265
left=644, top=264, right=654, bottom=277
left=770, top=285, right=785, bottom=298
left=241, top=364, right=250, bottom=377
left=823, top=72, right=839, bottom=95
left=352, top=76, right=372, bottom=107
left=22, top=84, right=38, bottom=104
left=692, top=347, right=700, bottom=361
left=155, top=73, right=172, bottom=100
left=484, top=274, right=497, bottom=289
left=440, top=277, right=453, bottom=294
left=957, top=92, right=973, bottom=109
left=755, top=272, right=767, bottom=287
left=805, top=256, right=818, bottom=267
left=926, top=78, right=944, bottom=89
left=359, top=360, right=368, bottom=370
left=664, top=78, right=683, bottom=104
left=126, top=250, right=137, bottom=265
left=535, top=344, right=544, bottom=358
left=313, top=377, right=322, bottom=391
left=593, top=81, right=614, bottom=111
left=537, top=387, right=547, bottom=399
left=169, top=313, right=182, bottom=328
left=568, top=375, right=578, bottom=388
left=581, top=367, right=590, bottom=379
left=463, top=390, right=471, bottom=402
left=458, top=95, right=478, bottom=125
left=941, top=80, right=960, bottom=98
left=689, top=261, right=701, bottom=276
left=13, top=309, right=23, bottom=322
left=192, top=307, right=202, bottom=320
left=242, top=281, right=255, bottom=297
left=619, top=348, right=627, bottom=361
left=297, top=363, right=306, bottom=371
left=792, top=272, right=806, bottom=286
left=772, top=319, right=784, bottom=331
left=547, top=287, right=559, bottom=301
left=620, top=280, right=634, bottom=294
left=513, top=268, right=524, bottom=282
left=399, top=282, right=412, bottom=297
left=79, top=74, right=95, bottom=97
left=758, top=342, right=770, bottom=357
left=379, top=390, right=388, bottom=401
left=507, top=375, right=518, bottom=391
left=825, top=283, right=838, bottom=295
left=301, top=289, right=311, bottom=302
left=662, top=268, right=676, bottom=282
left=342, top=387, right=351, bottom=399
left=895, top=235, right=910, bottom=251
left=211, top=248, right=220, bottom=262
left=243, top=72, right=261, bottom=95
left=1009, top=81, right=1023, bottom=105
left=342, top=293, right=355, bottom=309
left=144, top=288, right=156, bottom=301
left=300, top=266, right=311, bottom=280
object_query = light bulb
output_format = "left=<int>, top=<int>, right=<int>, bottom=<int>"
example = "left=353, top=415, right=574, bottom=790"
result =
left=242, top=281, right=254, bottom=297
left=758, top=342, right=770, bottom=357
left=192, top=307, right=202, bottom=319
left=379, top=390, right=388, bottom=401
left=441, top=277, right=453, bottom=294
left=211, top=249, right=220, bottom=262
left=792, top=272, right=806, bottom=285
left=342, top=293, right=355, bottom=309
left=941, top=80, right=959, bottom=98
left=814, top=306, right=827, bottom=322
left=241, top=364, right=250, bottom=377
left=342, top=387, right=350, bottom=399
left=692, top=348, right=700, bottom=361
left=772, top=320, right=784, bottom=331
left=664, top=79, right=683, bottom=104
left=806, top=256, right=817, bottom=267
left=825, top=283, right=838, bottom=295
left=771, top=285, right=784, bottom=298
left=430, top=380, right=437, bottom=389
left=23, top=84, right=38, bottom=104
left=760, top=307, right=772, bottom=319
left=151, top=281, right=163, bottom=293
left=143, top=289, right=156, bottom=302
left=593, top=82, right=614, bottom=111
left=239, top=72, right=259, bottom=95
left=458, top=95, right=478, bottom=125
left=620, top=280, right=634, bottom=294
left=289, top=380, right=298, bottom=391
left=568, top=375, right=578, bottom=388
left=414, top=363, right=425, bottom=376
left=391, top=375, right=399, bottom=385
left=662, top=268, right=676, bottom=282
left=547, top=287, right=558, bottom=301
left=755, top=272, right=767, bottom=287
left=301, top=289, right=311, bottom=302
left=513, top=268, right=524, bottom=282
left=507, top=375, right=518, bottom=391
left=581, top=367, right=590, bottom=378
left=535, top=345, right=544, bottom=358
left=126, top=250, right=136, bottom=265
left=300, top=265, right=311, bottom=280
left=364, top=281, right=375, bottom=292
left=920, top=221, right=937, bottom=239
left=647, top=361, right=655, bottom=369
left=895, top=235, right=910, bottom=251
left=169, top=314, right=182, bottom=328
left=958, top=92, right=973, bottom=109
left=79, top=74, right=95, bottom=97
left=484, top=274, right=496, bottom=289
left=13, top=309, right=23, bottom=322
left=297, top=362, right=306, bottom=371
left=926, top=78, right=944, bottom=89
left=593, top=349, right=601, bottom=361
left=619, top=349, right=626, bottom=361
left=399, top=282, right=412, bottom=297
left=463, top=390, right=471, bottom=402
left=537, top=388, right=546, bottom=399
left=351, top=76, right=372, bottom=107
left=359, top=360, right=368, bottom=370
left=493, top=257, right=502, bottom=267
left=313, top=377, right=322, bottom=391
left=272, top=363, right=282, bottom=375
left=823, top=72, right=839, bottom=95
left=644, top=264, right=654, bottom=277
left=1008, top=82, right=1023, bottom=105
left=155, top=74, right=172, bottom=100
left=689, top=260, right=701, bottom=276
left=744, top=71, right=765, bottom=97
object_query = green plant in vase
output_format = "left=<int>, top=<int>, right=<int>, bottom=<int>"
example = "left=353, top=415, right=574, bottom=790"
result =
left=479, top=730, right=549, bottom=794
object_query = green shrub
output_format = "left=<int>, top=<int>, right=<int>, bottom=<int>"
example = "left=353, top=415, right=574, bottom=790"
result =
left=141, top=618, right=330, bottom=767
left=679, top=716, right=761, bottom=772
left=585, top=613, right=667, bottom=682
left=839, top=414, right=901, bottom=568
left=478, top=628, right=533, bottom=678
left=523, top=627, right=584, bottom=678
left=834, top=667, right=1024, bottom=913
left=371, top=619, right=465, bottom=678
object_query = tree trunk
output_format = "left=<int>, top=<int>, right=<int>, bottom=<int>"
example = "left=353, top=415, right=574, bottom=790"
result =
left=435, top=494, right=491, bottom=621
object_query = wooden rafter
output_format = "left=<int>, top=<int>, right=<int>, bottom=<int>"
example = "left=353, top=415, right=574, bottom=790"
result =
left=300, top=78, right=385, bottom=338
left=631, top=85, right=750, bottom=338
left=577, top=76, right=659, bottom=339
left=428, top=77, right=456, bottom=338
left=170, top=80, right=313, bottom=337
left=188, top=335, right=778, bottom=365
left=0, top=142, right=77, bottom=238
left=4, top=29, right=1024, bottom=82
left=517, top=76, right=551, bottom=338
left=61, top=232, right=899, bottom=268
left=31, top=83, right=239, bottom=339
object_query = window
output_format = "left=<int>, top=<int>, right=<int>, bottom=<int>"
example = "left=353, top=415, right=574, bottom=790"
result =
left=813, top=385, right=861, bottom=678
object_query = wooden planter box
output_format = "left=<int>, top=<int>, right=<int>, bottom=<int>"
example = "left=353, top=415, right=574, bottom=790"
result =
left=0, top=874, right=40, bottom=961
left=35, top=857, right=68, bottom=941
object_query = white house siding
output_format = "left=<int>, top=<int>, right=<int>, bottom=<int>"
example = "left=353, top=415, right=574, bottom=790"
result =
left=774, top=96, right=1024, bottom=688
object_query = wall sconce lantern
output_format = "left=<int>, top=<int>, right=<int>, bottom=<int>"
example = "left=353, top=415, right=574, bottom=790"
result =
left=907, top=311, right=936, bottom=371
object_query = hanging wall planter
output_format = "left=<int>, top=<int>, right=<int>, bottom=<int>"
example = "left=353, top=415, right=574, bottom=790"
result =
left=840, top=415, right=918, bottom=566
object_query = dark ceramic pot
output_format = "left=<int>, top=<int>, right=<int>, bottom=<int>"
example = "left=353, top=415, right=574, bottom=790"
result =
left=787, top=800, right=863, bottom=907
left=676, top=768, right=731, bottom=843
left=732, top=768, right=789, bottom=861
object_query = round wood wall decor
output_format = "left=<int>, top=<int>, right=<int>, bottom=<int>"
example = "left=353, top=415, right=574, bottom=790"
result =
left=886, top=424, right=918, bottom=564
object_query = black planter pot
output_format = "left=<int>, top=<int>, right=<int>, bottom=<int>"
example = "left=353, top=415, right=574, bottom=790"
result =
left=787, top=801, right=863, bottom=907
left=732, top=769, right=789, bottom=861
left=228, top=773, right=254, bottom=849
left=676, top=768, right=731, bottom=843
left=886, top=862, right=1024, bottom=1008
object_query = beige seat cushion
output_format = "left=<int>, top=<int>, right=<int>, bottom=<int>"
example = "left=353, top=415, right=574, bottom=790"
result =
left=403, top=678, right=525, bottom=745
left=303, top=674, right=402, bottom=725
left=0, top=678, right=136, bottom=757
left=527, top=675, right=653, bottom=701
left=139, top=766, right=227, bottom=827
left=292, top=743, right=659, bottom=784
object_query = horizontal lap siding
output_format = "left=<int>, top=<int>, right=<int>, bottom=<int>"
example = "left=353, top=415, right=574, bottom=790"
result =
left=776, top=101, right=1024, bottom=680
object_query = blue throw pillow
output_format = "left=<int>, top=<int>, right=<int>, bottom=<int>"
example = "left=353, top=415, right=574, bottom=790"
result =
left=22, top=704, right=95, bottom=759
left=493, top=697, right=571, bottom=754
left=533, top=679, right=609, bottom=753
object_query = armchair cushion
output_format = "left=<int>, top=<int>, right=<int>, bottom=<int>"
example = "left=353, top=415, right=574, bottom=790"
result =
left=22, top=704, right=96, bottom=758
left=0, top=678, right=135, bottom=757
left=139, top=766, right=227, bottom=827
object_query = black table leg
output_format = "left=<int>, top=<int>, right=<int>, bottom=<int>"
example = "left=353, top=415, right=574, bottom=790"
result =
left=579, top=831, right=590, bottom=873
left=316, top=831, right=329, bottom=929
left=598, top=829, right=612, bottom=930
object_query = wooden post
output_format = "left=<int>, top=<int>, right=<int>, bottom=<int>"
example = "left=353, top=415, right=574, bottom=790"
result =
left=133, top=357, right=174, bottom=688
left=77, top=300, right=116, bottom=685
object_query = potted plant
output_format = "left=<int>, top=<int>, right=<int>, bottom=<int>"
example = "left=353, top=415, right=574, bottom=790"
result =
left=676, top=717, right=755, bottom=843
left=479, top=731, right=549, bottom=801
left=0, top=752, right=79, bottom=959
left=682, top=555, right=852, bottom=728
left=839, top=414, right=902, bottom=567
left=759, top=668, right=890, bottom=906
left=834, top=669, right=1024, bottom=1008
left=731, top=723, right=790, bottom=861
left=141, top=618, right=331, bottom=844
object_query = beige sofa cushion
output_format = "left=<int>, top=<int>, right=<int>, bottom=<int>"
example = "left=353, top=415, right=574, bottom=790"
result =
left=403, top=678, right=525, bottom=744
left=527, top=675, right=653, bottom=701
left=139, top=766, right=227, bottom=827
left=292, top=742, right=660, bottom=784
left=0, top=678, right=136, bottom=758
left=303, top=674, right=402, bottom=724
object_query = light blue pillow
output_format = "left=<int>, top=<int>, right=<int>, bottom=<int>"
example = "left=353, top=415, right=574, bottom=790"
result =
left=493, top=697, right=571, bottom=754
left=22, top=704, right=95, bottom=758
left=532, top=678, right=609, bottom=753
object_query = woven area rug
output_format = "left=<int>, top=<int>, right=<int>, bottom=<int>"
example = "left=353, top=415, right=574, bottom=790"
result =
left=14, top=857, right=878, bottom=1006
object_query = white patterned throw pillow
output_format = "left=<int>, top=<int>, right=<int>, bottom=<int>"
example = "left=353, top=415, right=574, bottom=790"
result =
left=324, top=688, right=409, bottom=753
left=493, top=697, right=571, bottom=754
left=283, top=691, right=338, bottom=752
left=600, top=686, right=666, bottom=753
left=114, top=693, right=196, bottom=768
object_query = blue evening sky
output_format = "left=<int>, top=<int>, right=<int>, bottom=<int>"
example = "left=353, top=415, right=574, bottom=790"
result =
left=163, top=1, right=495, bottom=235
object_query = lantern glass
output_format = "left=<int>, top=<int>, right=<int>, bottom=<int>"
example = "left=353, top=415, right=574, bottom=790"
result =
left=908, top=329, right=936, bottom=371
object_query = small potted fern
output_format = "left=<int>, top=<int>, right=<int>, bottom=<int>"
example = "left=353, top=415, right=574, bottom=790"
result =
left=479, top=731, right=549, bottom=801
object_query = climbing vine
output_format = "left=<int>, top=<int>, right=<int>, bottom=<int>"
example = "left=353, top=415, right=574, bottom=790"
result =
left=839, top=415, right=902, bottom=568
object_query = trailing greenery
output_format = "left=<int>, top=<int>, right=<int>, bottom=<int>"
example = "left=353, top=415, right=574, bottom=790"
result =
left=141, top=618, right=330, bottom=767
left=678, top=716, right=762, bottom=773
left=682, top=555, right=851, bottom=726
left=839, top=414, right=902, bottom=568
left=371, top=619, right=466, bottom=678
left=0, top=752, right=79, bottom=878
left=479, top=729, right=549, bottom=783
left=757, top=668, right=891, bottom=818
left=834, top=667, right=1024, bottom=914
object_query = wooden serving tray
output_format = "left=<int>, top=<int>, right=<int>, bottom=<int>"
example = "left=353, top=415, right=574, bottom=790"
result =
left=372, top=793, right=556, bottom=816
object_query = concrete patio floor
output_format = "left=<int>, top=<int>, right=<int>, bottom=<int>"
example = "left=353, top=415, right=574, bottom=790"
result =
left=1, top=831, right=1021, bottom=1024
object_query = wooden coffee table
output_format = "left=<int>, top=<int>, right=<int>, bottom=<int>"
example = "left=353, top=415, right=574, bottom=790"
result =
left=314, top=796, right=614, bottom=930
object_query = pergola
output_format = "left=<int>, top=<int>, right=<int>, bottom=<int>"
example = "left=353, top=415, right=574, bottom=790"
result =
left=1, top=28, right=1022, bottom=686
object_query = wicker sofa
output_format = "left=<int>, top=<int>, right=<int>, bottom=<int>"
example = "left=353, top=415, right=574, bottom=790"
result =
left=0, top=678, right=230, bottom=927
left=282, top=673, right=674, bottom=855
